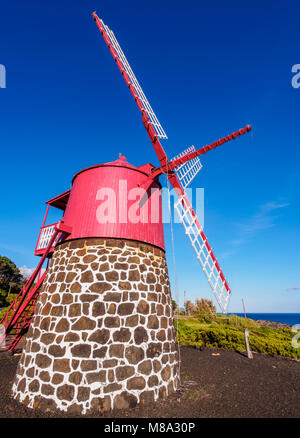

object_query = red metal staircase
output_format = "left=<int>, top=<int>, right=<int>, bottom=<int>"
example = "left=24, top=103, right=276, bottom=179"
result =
left=0, top=272, right=47, bottom=352
left=0, top=221, right=71, bottom=353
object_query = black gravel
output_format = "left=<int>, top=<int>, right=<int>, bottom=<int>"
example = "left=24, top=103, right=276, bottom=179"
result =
left=0, top=346, right=299, bottom=418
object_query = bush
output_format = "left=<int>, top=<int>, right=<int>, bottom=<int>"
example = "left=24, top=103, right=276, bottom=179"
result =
left=0, top=289, right=7, bottom=307
left=0, top=306, right=9, bottom=322
left=185, top=300, right=197, bottom=316
left=185, top=298, right=217, bottom=323
left=176, top=323, right=203, bottom=347
left=176, top=317, right=300, bottom=359
left=217, top=314, right=259, bottom=329
left=195, top=298, right=217, bottom=323
left=0, top=294, right=22, bottom=323
left=5, top=293, right=19, bottom=304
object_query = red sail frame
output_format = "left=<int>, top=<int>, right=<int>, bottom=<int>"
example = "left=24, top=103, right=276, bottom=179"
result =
left=92, top=12, right=252, bottom=311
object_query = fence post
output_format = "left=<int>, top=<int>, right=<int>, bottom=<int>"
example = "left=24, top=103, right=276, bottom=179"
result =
left=244, top=328, right=253, bottom=359
left=0, top=324, right=6, bottom=350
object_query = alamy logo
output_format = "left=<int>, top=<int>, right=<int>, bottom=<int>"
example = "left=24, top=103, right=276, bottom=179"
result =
left=94, top=182, right=204, bottom=228
left=0, top=64, right=6, bottom=88
left=291, top=64, right=300, bottom=89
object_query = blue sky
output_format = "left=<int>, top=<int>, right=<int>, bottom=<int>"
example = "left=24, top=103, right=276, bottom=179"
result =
left=0, top=0, right=299, bottom=312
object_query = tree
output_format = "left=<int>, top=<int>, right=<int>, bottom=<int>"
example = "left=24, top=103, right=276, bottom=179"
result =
left=195, top=298, right=217, bottom=323
left=185, top=300, right=197, bottom=316
left=0, top=255, right=25, bottom=307
left=0, top=255, right=23, bottom=290
left=0, top=256, right=23, bottom=290
left=0, top=289, right=7, bottom=307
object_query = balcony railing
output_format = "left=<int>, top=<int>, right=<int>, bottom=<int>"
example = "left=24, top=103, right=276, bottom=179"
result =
left=35, top=223, right=60, bottom=256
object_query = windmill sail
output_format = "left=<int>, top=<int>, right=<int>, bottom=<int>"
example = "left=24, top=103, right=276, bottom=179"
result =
left=93, top=12, right=250, bottom=314
left=93, top=14, right=167, bottom=140
left=174, top=192, right=231, bottom=313
left=171, top=146, right=203, bottom=189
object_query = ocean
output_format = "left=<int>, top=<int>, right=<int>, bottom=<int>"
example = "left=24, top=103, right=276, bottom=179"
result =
left=229, top=313, right=300, bottom=326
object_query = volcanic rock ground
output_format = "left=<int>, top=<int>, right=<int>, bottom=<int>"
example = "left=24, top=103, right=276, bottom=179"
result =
left=0, top=346, right=299, bottom=418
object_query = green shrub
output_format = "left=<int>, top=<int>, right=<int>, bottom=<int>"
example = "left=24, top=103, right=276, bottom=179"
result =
left=176, top=318, right=300, bottom=359
left=0, top=296, right=21, bottom=322
left=195, top=298, right=217, bottom=323
left=5, top=293, right=19, bottom=304
left=0, top=306, right=9, bottom=322
left=217, top=314, right=259, bottom=329
left=176, top=323, right=203, bottom=347
left=0, top=289, right=7, bottom=307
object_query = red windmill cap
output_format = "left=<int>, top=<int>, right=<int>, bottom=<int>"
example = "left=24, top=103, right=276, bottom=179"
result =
left=105, top=153, right=137, bottom=170
left=72, top=155, right=155, bottom=184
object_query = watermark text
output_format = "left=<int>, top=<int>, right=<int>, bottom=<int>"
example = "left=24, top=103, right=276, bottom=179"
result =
left=0, top=65, right=6, bottom=88
left=291, top=64, right=300, bottom=89
left=95, top=182, right=204, bottom=228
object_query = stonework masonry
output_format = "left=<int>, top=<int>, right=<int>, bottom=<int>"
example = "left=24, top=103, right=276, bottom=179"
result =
left=12, top=238, right=179, bottom=414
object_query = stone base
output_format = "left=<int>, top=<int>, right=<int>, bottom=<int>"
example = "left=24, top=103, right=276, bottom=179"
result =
left=12, top=238, right=179, bottom=414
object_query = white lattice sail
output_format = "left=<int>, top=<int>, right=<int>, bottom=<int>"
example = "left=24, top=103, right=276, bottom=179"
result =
left=171, top=146, right=203, bottom=189
left=174, top=194, right=230, bottom=313
left=99, top=18, right=168, bottom=140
